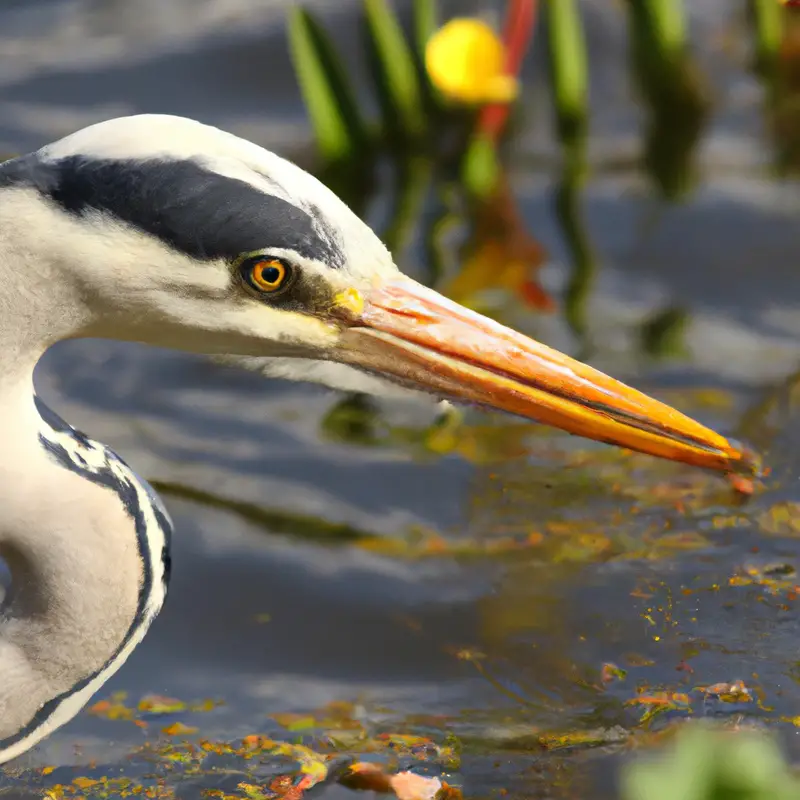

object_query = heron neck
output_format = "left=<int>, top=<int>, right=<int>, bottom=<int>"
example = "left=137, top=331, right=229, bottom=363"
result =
left=0, top=187, right=93, bottom=368
left=0, top=355, right=152, bottom=764
left=0, top=189, right=168, bottom=763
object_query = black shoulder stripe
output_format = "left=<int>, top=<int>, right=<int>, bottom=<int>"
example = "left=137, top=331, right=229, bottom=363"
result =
left=0, top=397, right=172, bottom=755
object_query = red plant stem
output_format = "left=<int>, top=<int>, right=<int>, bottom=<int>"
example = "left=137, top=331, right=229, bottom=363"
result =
left=477, top=0, right=538, bottom=142
left=502, top=0, right=536, bottom=76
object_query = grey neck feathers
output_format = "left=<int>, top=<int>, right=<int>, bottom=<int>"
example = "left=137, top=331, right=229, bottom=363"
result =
left=0, top=365, right=144, bottom=756
left=0, top=200, right=171, bottom=761
left=0, top=187, right=95, bottom=366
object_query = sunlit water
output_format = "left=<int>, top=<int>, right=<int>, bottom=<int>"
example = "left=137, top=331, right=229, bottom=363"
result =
left=1, top=1, right=800, bottom=799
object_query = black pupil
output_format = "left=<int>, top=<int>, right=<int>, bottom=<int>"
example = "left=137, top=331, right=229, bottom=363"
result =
left=260, top=265, right=282, bottom=285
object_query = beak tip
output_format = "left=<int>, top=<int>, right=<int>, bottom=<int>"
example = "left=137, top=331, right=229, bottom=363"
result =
left=728, top=439, right=764, bottom=477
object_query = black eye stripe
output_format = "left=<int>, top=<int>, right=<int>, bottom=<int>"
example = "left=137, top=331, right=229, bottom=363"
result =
left=0, top=154, right=347, bottom=268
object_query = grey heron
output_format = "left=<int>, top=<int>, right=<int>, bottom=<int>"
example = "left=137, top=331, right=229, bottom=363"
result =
left=0, top=114, right=751, bottom=765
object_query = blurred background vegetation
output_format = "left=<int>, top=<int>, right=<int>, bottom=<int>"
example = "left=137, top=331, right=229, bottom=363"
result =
left=289, top=0, right=799, bottom=336
left=284, top=1, right=800, bottom=796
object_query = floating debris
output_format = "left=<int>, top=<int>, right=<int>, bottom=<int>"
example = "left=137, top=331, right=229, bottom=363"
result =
left=699, top=680, right=753, bottom=704
left=601, top=663, right=628, bottom=684
left=341, top=762, right=461, bottom=800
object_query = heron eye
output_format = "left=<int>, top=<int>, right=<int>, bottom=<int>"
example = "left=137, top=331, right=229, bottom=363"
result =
left=242, top=257, right=291, bottom=294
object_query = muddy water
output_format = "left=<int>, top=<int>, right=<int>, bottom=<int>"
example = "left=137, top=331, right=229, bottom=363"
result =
left=0, top=1, right=799, bottom=798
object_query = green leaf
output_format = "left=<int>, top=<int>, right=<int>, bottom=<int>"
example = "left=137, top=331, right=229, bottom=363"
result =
left=621, top=726, right=800, bottom=800
left=363, top=0, right=426, bottom=144
left=623, top=0, right=708, bottom=202
left=461, top=134, right=500, bottom=199
left=544, top=0, right=588, bottom=143
left=749, top=0, right=783, bottom=76
left=411, top=0, right=441, bottom=114
left=287, top=6, right=370, bottom=163
left=714, top=733, right=799, bottom=797
left=620, top=726, right=715, bottom=800
left=625, top=0, right=686, bottom=66
left=412, top=0, right=438, bottom=59
left=555, top=142, right=594, bottom=343
left=640, top=305, right=689, bottom=359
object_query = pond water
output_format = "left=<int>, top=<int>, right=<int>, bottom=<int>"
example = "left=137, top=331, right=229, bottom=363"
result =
left=1, top=1, right=800, bottom=799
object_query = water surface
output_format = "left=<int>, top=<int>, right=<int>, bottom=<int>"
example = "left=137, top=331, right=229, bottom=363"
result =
left=1, top=2, right=800, bottom=798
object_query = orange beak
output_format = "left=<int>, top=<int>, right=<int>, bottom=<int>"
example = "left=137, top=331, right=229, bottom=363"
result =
left=335, top=277, right=756, bottom=475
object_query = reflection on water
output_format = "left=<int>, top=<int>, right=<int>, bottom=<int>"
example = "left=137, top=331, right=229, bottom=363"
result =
left=0, top=1, right=799, bottom=799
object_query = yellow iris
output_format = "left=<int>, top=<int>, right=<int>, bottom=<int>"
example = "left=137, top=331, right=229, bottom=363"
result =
left=425, top=18, right=519, bottom=105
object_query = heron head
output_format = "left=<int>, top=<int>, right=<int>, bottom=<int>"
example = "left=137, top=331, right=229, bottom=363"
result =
left=0, top=114, right=754, bottom=475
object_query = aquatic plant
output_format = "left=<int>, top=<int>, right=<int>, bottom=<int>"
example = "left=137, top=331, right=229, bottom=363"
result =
left=622, top=725, right=800, bottom=800
left=286, top=0, right=551, bottom=319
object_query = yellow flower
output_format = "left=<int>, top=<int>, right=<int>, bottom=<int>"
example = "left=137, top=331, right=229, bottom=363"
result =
left=425, top=18, right=519, bottom=105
